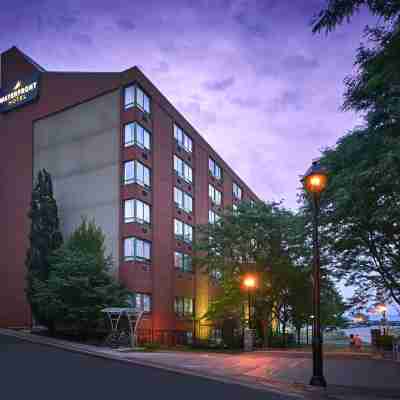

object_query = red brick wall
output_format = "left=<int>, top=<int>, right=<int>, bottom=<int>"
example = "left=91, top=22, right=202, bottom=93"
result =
left=0, top=47, right=258, bottom=330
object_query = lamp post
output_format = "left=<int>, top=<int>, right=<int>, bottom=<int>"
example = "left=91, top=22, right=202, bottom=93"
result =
left=302, top=160, right=328, bottom=387
left=243, top=275, right=256, bottom=329
left=376, top=303, right=388, bottom=335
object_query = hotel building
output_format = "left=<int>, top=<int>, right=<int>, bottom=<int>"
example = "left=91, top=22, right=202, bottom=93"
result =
left=0, top=47, right=258, bottom=339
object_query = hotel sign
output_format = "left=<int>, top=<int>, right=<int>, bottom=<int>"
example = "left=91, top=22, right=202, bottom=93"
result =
left=0, top=74, right=40, bottom=113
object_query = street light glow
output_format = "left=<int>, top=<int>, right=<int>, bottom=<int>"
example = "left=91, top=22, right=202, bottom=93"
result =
left=376, top=303, right=387, bottom=314
left=303, top=161, right=328, bottom=194
left=244, top=276, right=256, bottom=288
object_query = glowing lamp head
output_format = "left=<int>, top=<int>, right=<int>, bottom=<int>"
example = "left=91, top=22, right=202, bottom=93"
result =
left=243, top=275, right=256, bottom=289
left=303, top=160, right=328, bottom=194
left=376, top=303, right=387, bottom=314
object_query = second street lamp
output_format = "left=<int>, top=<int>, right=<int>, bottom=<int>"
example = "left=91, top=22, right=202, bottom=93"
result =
left=302, top=160, right=328, bottom=388
left=243, top=275, right=256, bottom=329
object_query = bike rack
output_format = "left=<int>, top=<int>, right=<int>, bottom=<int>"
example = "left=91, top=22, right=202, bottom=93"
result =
left=102, top=308, right=144, bottom=347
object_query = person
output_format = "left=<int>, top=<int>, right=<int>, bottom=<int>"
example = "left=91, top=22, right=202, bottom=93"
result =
left=354, top=334, right=362, bottom=351
left=349, top=334, right=356, bottom=350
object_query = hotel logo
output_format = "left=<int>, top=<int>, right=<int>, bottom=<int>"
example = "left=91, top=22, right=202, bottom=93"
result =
left=0, top=74, right=40, bottom=113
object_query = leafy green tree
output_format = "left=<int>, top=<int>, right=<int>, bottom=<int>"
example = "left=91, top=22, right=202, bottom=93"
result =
left=309, top=1, right=400, bottom=308
left=26, top=169, right=63, bottom=328
left=195, top=201, right=345, bottom=346
left=29, top=218, right=129, bottom=337
left=316, top=131, right=400, bottom=307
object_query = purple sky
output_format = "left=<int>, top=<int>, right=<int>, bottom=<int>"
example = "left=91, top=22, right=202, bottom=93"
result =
left=2, top=1, right=397, bottom=311
left=1, top=0, right=375, bottom=209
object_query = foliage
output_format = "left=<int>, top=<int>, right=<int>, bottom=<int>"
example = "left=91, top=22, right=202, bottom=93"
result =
left=25, top=169, right=63, bottom=327
left=311, top=1, right=400, bottom=308
left=29, top=218, right=129, bottom=336
left=195, top=201, right=346, bottom=345
left=312, top=1, right=400, bottom=35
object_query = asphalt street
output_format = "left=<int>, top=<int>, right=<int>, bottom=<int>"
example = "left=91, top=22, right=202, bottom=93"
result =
left=0, top=334, right=292, bottom=400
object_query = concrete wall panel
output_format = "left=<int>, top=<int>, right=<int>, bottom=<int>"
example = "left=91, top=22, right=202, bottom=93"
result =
left=33, top=90, right=120, bottom=271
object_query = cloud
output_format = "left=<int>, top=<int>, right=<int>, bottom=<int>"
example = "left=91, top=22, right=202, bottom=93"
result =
left=116, top=18, right=135, bottom=31
left=203, top=76, right=235, bottom=91
left=283, top=54, right=319, bottom=70
left=230, top=96, right=262, bottom=109
left=267, top=89, right=305, bottom=112
left=72, top=33, right=93, bottom=47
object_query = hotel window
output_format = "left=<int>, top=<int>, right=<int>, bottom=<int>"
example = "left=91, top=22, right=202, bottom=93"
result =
left=209, top=157, right=222, bottom=180
left=124, top=237, right=151, bottom=262
left=124, top=199, right=151, bottom=224
left=174, top=155, right=192, bottom=183
left=174, top=124, right=193, bottom=153
left=233, top=182, right=242, bottom=200
left=209, top=184, right=222, bottom=206
left=174, top=187, right=193, bottom=213
left=124, top=160, right=151, bottom=188
left=174, top=219, right=193, bottom=243
left=174, top=251, right=193, bottom=273
left=128, top=293, right=151, bottom=312
left=174, top=297, right=194, bottom=317
left=124, top=84, right=150, bottom=114
left=124, top=122, right=151, bottom=151
left=208, top=209, right=220, bottom=224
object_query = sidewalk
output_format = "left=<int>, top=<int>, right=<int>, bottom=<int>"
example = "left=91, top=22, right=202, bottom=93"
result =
left=1, top=329, right=399, bottom=400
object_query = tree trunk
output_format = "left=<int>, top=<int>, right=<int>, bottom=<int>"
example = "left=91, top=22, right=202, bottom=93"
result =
left=47, top=320, right=56, bottom=337
left=297, top=327, right=301, bottom=345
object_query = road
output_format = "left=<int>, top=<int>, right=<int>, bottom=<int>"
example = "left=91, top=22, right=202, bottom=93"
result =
left=0, top=334, right=291, bottom=400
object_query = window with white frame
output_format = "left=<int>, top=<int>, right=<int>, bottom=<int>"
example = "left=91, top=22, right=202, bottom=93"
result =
left=124, top=237, right=151, bottom=261
left=208, top=209, right=220, bottom=224
left=129, top=292, right=151, bottom=312
left=124, top=160, right=151, bottom=188
left=174, top=187, right=193, bottom=213
left=174, top=124, right=192, bottom=153
left=209, top=157, right=222, bottom=180
left=209, top=184, right=222, bottom=206
left=174, top=251, right=193, bottom=273
left=174, top=155, right=192, bottom=183
left=124, top=85, right=150, bottom=114
left=174, top=219, right=193, bottom=243
left=124, top=199, right=151, bottom=224
left=124, top=122, right=151, bottom=150
left=174, top=297, right=194, bottom=317
left=233, top=182, right=242, bottom=200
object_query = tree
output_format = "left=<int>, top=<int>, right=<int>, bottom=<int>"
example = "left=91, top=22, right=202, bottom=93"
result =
left=312, top=1, right=400, bottom=35
left=26, top=169, right=63, bottom=328
left=29, top=218, right=129, bottom=337
left=309, top=1, right=400, bottom=308
left=195, top=201, right=344, bottom=346
left=316, top=130, right=400, bottom=307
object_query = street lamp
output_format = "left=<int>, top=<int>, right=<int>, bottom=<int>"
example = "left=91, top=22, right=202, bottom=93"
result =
left=376, top=303, right=388, bottom=334
left=243, top=275, right=256, bottom=329
left=302, top=160, right=328, bottom=387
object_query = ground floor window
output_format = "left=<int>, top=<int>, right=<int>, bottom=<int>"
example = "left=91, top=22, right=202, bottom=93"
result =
left=128, top=292, right=151, bottom=312
left=174, top=297, right=194, bottom=317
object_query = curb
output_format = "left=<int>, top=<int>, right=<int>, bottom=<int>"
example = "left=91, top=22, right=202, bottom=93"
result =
left=0, top=329, right=307, bottom=399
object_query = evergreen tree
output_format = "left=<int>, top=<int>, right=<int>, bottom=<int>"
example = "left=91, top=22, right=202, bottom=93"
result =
left=26, top=169, right=63, bottom=327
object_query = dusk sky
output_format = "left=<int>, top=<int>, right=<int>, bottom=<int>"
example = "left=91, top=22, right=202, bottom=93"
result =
left=1, top=0, right=376, bottom=209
